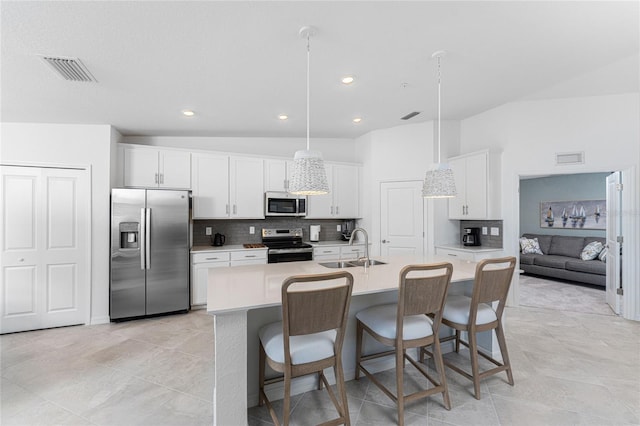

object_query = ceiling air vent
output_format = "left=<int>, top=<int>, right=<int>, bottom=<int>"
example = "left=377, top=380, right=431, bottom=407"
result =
left=401, top=111, right=420, bottom=120
left=40, top=56, right=97, bottom=82
left=555, top=151, right=584, bottom=166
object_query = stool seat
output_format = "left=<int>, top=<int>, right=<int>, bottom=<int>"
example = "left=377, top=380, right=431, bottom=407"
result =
left=356, top=304, right=434, bottom=340
left=259, top=322, right=337, bottom=365
left=442, top=295, right=497, bottom=325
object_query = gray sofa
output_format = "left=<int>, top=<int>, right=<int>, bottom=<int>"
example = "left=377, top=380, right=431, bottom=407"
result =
left=520, top=233, right=606, bottom=286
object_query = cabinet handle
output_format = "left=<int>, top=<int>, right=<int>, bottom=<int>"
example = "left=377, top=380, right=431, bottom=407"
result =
left=160, top=173, right=164, bottom=184
left=205, top=257, right=220, bottom=260
left=284, top=179, right=288, bottom=190
left=331, top=206, right=334, bottom=215
left=245, top=255, right=256, bottom=258
left=448, top=253, right=458, bottom=257
left=155, top=173, right=159, bottom=184
left=336, top=206, right=340, bottom=215
left=226, top=204, right=230, bottom=214
left=323, top=250, right=332, bottom=253
left=233, top=204, right=237, bottom=214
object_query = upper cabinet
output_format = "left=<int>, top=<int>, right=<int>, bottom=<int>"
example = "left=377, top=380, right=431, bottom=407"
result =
left=447, top=150, right=501, bottom=220
left=264, top=159, right=295, bottom=192
left=307, top=164, right=360, bottom=219
left=123, top=145, right=191, bottom=189
left=192, top=153, right=264, bottom=219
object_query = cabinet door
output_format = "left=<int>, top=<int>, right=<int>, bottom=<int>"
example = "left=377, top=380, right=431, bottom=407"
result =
left=159, top=150, right=191, bottom=189
left=447, top=157, right=467, bottom=219
left=333, top=165, right=359, bottom=218
left=464, top=152, right=488, bottom=219
left=230, top=157, right=264, bottom=218
left=123, top=147, right=159, bottom=187
left=313, top=246, right=341, bottom=260
left=341, top=245, right=365, bottom=260
left=264, top=159, right=288, bottom=192
left=192, top=261, right=229, bottom=306
left=192, top=153, right=230, bottom=219
left=306, top=165, right=333, bottom=218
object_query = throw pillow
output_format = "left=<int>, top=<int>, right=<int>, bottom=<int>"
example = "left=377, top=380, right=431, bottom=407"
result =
left=581, top=241, right=604, bottom=260
left=598, top=246, right=608, bottom=262
left=519, top=237, right=543, bottom=255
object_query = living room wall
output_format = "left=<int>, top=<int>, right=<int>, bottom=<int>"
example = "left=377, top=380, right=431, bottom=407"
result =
left=520, top=172, right=610, bottom=237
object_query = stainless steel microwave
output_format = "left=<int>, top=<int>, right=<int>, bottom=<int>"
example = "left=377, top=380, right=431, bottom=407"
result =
left=264, top=192, right=307, bottom=217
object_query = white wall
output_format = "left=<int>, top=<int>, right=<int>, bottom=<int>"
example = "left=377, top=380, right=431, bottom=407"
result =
left=123, top=136, right=357, bottom=163
left=354, top=120, right=460, bottom=256
left=460, top=92, right=640, bottom=320
left=1, top=123, right=119, bottom=324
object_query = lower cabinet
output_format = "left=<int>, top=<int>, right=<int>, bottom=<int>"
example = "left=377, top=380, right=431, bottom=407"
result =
left=435, top=246, right=504, bottom=262
left=312, top=244, right=367, bottom=261
left=191, top=249, right=267, bottom=307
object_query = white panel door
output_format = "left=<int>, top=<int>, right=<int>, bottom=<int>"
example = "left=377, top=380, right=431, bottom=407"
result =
left=380, top=181, right=424, bottom=257
left=606, top=172, right=622, bottom=314
left=1, top=166, right=90, bottom=333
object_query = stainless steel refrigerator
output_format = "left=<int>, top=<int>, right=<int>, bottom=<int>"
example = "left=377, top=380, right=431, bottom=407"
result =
left=110, top=188, right=189, bottom=320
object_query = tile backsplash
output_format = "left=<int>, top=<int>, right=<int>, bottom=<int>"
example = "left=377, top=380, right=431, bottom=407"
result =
left=193, top=218, right=352, bottom=246
left=459, top=220, right=503, bottom=248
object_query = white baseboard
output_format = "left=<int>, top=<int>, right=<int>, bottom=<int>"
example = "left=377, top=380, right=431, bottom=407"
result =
left=90, top=316, right=110, bottom=325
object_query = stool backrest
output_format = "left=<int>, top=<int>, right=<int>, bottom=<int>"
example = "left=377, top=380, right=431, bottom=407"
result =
left=281, top=271, right=354, bottom=357
left=397, top=263, right=453, bottom=339
left=471, top=257, right=517, bottom=320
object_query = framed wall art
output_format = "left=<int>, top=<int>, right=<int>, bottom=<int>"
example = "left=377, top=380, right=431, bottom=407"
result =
left=540, top=200, right=606, bottom=230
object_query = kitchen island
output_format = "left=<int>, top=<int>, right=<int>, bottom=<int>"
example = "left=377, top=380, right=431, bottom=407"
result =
left=207, top=255, right=478, bottom=425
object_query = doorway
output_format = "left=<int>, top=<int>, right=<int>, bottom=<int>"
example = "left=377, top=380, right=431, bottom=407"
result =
left=380, top=180, right=424, bottom=257
left=518, top=171, right=621, bottom=315
left=1, top=165, right=91, bottom=333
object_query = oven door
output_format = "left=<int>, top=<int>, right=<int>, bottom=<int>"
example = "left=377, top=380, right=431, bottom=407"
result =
left=268, top=248, right=313, bottom=263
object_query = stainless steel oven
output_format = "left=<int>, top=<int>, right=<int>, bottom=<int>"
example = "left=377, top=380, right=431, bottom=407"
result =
left=262, top=228, right=313, bottom=263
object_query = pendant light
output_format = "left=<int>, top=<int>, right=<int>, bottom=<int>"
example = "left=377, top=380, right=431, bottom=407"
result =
left=423, top=50, right=457, bottom=198
left=288, top=26, right=330, bottom=195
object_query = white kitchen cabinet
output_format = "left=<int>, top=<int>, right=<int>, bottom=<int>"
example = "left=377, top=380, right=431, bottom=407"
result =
left=191, top=248, right=267, bottom=307
left=312, top=244, right=367, bottom=261
left=123, top=145, right=191, bottom=189
left=447, top=150, right=501, bottom=220
left=307, top=164, right=360, bottom=219
left=264, top=159, right=295, bottom=192
left=191, top=153, right=264, bottom=219
left=435, top=246, right=504, bottom=262
left=191, top=252, right=231, bottom=307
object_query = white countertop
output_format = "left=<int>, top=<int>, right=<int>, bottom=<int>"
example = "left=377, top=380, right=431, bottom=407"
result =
left=206, top=255, right=477, bottom=314
left=436, top=244, right=504, bottom=253
left=191, top=244, right=267, bottom=253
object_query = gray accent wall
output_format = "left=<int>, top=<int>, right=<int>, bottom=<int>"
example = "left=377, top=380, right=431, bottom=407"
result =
left=519, top=172, right=609, bottom=237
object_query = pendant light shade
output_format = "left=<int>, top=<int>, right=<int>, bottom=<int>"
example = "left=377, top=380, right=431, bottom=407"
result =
left=289, top=26, right=329, bottom=196
left=423, top=51, right=457, bottom=199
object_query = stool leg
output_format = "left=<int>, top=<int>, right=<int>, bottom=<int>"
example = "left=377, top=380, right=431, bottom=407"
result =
left=468, top=329, right=481, bottom=399
left=355, top=320, right=363, bottom=380
left=455, top=329, right=461, bottom=353
left=496, top=322, right=514, bottom=386
left=283, top=370, right=291, bottom=426
left=259, top=344, right=266, bottom=406
left=335, top=359, right=351, bottom=426
left=396, top=346, right=405, bottom=426
left=432, top=338, right=451, bottom=410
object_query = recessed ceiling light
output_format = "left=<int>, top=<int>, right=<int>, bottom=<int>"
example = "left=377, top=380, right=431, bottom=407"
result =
left=278, top=114, right=289, bottom=120
left=182, top=110, right=195, bottom=117
left=341, top=76, right=355, bottom=85
left=352, top=117, right=362, bottom=124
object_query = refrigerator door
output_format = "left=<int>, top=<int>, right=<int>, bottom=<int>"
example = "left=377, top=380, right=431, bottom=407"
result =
left=111, top=188, right=147, bottom=319
left=145, top=189, right=190, bottom=315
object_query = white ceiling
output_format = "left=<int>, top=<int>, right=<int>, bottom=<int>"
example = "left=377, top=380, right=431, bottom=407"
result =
left=1, top=1, right=638, bottom=138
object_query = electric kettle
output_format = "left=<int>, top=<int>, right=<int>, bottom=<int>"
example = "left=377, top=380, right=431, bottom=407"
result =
left=213, top=233, right=226, bottom=246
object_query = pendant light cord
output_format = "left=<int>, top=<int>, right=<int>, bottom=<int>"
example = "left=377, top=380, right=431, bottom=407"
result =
left=306, top=34, right=311, bottom=151
left=437, top=54, right=442, bottom=164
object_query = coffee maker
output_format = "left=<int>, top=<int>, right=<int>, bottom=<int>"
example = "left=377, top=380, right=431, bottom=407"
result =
left=462, top=227, right=481, bottom=246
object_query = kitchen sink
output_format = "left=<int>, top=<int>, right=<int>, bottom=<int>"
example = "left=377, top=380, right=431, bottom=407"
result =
left=318, top=261, right=355, bottom=268
left=319, top=260, right=387, bottom=268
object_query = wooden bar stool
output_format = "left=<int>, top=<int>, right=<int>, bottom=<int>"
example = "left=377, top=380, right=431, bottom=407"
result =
left=355, top=263, right=453, bottom=426
left=258, top=271, right=354, bottom=426
left=422, top=256, right=516, bottom=399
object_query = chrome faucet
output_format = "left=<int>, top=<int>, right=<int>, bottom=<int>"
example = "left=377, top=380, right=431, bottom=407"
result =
left=349, top=228, right=370, bottom=267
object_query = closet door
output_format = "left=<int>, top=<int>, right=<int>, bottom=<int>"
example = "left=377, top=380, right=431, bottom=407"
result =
left=1, top=166, right=90, bottom=333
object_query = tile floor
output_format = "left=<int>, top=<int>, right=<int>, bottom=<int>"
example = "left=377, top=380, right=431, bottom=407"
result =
left=2, top=299, right=639, bottom=425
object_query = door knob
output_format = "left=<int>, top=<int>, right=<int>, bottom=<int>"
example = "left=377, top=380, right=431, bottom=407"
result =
left=382, top=239, right=390, bottom=243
